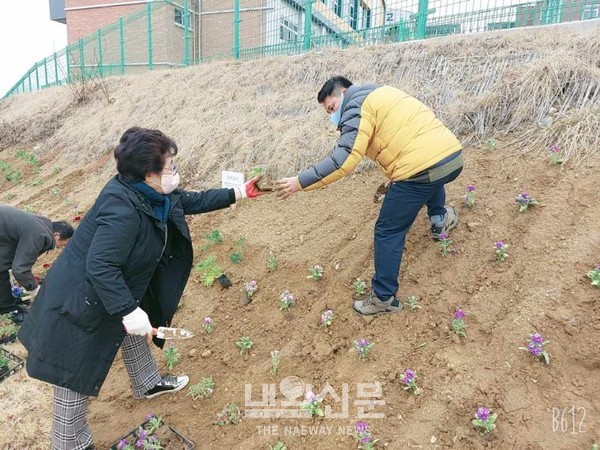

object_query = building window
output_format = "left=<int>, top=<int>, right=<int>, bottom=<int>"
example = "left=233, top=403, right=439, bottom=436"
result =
left=582, top=4, right=600, bottom=19
left=349, top=3, right=355, bottom=25
left=333, top=0, right=342, bottom=17
left=363, top=7, right=371, bottom=28
left=280, top=18, right=298, bottom=42
left=174, top=6, right=193, bottom=30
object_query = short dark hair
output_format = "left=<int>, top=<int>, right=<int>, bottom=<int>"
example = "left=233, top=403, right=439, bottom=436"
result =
left=317, top=76, right=353, bottom=103
left=114, top=127, right=178, bottom=182
left=52, top=221, right=74, bottom=240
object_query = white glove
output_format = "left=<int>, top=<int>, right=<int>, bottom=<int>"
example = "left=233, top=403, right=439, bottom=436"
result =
left=122, top=307, right=153, bottom=336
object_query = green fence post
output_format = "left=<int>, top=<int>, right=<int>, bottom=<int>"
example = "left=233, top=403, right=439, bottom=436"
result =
left=54, top=51, right=60, bottom=85
left=303, top=0, right=314, bottom=50
left=27, top=70, right=32, bottom=92
left=119, top=18, right=125, bottom=75
left=416, top=0, right=429, bottom=39
left=34, top=62, right=39, bottom=91
left=397, top=18, right=410, bottom=41
left=44, top=57, right=48, bottom=87
left=184, top=0, right=190, bottom=66
left=147, top=2, right=153, bottom=69
left=553, top=0, right=563, bottom=23
left=97, top=29, right=103, bottom=77
left=233, top=0, right=241, bottom=59
left=66, top=47, right=71, bottom=83
left=79, top=39, right=85, bottom=79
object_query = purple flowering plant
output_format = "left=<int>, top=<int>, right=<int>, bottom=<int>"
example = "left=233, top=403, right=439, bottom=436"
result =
left=354, top=421, right=379, bottom=449
left=308, top=265, right=324, bottom=281
left=399, top=369, right=421, bottom=395
left=320, top=309, right=334, bottom=328
left=353, top=338, right=374, bottom=360
left=11, top=285, right=24, bottom=299
left=115, top=414, right=164, bottom=450
left=494, top=241, right=509, bottom=262
left=472, top=407, right=497, bottom=434
left=244, top=280, right=258, bottom=298
left=464, top=184, right=476, bottom=208
left=202, top=316, right=215, bottom=334
left=438, top=233, right=454, bottom=257
left=451, top=309, right=468, bottom=338
left=587, top=263, right=600, bottom=287
left=519, top=332, right=550, bottom=364
left=279, top=290, right=295, bottom=310
left=515, top=191, right=540, bottom=212
left=300, top=391, right=324, bottom=417
left=549, top=144, right=563, bottom=164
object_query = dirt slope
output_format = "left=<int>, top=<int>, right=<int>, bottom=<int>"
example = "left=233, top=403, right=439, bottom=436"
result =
left=1, top=27, right=599, bottom=450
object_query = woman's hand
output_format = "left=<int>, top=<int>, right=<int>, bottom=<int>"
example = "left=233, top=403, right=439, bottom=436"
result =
left=122, top=307, right=153, bottom=336
left=236, top=176, right=264, bottom=200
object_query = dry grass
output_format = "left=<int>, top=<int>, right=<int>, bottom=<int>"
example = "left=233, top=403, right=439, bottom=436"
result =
left=0, top=343, right=53, bottom=448
left=1, top=27, right=599, bottom=187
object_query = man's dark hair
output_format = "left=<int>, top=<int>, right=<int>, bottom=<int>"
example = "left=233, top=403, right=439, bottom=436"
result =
left=317, top=76, right=353, bottom=103
left=52, top=221, right=74, bottom=240
left=114, top=127, right=178, bottom=182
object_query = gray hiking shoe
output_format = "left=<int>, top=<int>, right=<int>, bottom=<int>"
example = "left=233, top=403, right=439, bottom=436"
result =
left=431, top=205, right=458, bottom=240
left=353, top=290, right=403, bottom=317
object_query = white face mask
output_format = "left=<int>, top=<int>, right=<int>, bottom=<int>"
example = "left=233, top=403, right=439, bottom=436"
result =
left=330, top=93, right=344, bottom=127
left=160, top=172, right=180, bottom=194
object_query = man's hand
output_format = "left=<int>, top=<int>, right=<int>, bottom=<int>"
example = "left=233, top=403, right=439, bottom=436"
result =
left=374, top=181, right=391, bottom=203
left=274, top=177, right=301, bottom=200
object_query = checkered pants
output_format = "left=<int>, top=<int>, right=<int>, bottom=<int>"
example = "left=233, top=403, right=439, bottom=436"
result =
left=52, top=335, right=161, bottom=450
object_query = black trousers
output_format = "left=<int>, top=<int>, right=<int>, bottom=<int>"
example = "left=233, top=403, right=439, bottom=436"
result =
left=0, top=270, right=17, bottom=312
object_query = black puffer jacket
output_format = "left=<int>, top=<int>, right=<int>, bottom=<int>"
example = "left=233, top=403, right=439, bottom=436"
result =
left=18, top=176, right=235, bottom=396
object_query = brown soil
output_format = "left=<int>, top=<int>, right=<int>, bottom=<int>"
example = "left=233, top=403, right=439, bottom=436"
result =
left=1, top=145, right=599, bottom=450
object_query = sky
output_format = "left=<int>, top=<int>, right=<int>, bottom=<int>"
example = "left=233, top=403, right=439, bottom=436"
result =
left=0, top=0, right=67, bottom=97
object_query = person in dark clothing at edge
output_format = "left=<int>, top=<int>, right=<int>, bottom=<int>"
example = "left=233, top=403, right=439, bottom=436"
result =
left=18, top=127, right=263, bottom=450
left=0, top=205, right=73, bottom=323
left=275, top=76, right=463, bottom=317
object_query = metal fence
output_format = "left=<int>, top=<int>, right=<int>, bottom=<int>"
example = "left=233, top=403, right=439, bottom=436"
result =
left=4, top=0, right=600, bottom=97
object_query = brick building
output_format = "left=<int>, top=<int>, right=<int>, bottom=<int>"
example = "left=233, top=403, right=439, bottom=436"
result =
left=51, top=0, right=385, bottom=64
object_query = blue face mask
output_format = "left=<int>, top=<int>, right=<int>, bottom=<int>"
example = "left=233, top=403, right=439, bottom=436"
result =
left=329, top=93, right=344, bottom=127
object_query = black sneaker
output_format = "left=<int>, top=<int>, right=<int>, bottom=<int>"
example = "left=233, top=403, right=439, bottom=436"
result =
left=431, top=205, right=458, bottom=240
left=143, top=375, right=189, bottom=399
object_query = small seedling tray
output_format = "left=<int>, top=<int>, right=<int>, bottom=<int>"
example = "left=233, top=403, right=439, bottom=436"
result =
left=0, top=347, right=25, bottom=383
left=110, top=417, right=194, bottom=450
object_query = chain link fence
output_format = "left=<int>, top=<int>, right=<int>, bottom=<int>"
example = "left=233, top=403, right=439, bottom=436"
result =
left=4, top=0, right=600, bottom=97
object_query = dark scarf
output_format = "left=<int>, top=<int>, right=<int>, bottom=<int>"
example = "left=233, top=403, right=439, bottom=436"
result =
left=130, top=181, right=170, bottom=227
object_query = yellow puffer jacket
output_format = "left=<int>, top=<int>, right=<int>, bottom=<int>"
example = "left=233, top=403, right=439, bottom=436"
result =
left=298, top=84, right=462, bottom=191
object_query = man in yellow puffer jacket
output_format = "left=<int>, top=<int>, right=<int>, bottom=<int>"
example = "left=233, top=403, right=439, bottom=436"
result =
left=275, top=76, right=464, bottom=317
